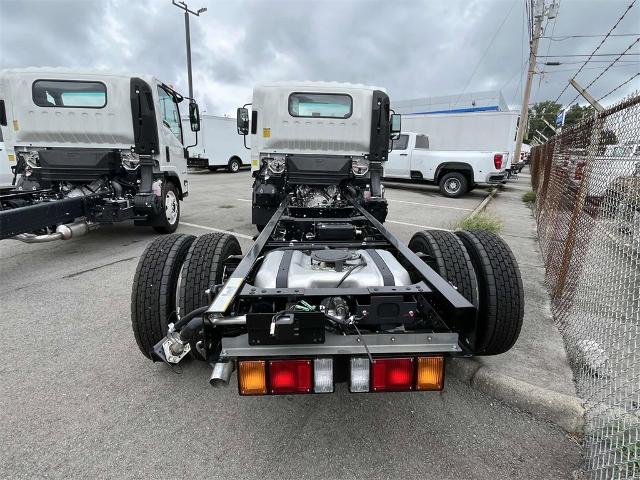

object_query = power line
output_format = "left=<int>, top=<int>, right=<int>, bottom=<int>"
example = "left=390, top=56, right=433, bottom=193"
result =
left=596, top=72, right=640, bottom=101
left=539, top=53, right=640, bottom=57
left=566, top=36, right=640, bottom=105
left=454, top=0, right=517, bottom=105
left=538, top=63, right=640, bottom=74
left=541, top=33, right=639, bottom=40
left=553, top=0, right=636, bottom=102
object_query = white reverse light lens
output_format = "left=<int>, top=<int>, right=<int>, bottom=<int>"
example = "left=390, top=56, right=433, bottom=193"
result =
left=314, top=358, right=334, bottom=393
left=350, top=357, right=370, bottom=393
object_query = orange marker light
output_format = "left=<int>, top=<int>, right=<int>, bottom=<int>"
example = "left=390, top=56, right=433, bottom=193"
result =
left=238, top=360, right=267, bottom=395
left=416, top=356, right=445, bottom=391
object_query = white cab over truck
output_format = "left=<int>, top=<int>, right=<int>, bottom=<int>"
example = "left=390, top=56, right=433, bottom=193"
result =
left=0, top=69, right=201, bottom=242
left=385, top=132, right=508, bottom=197
left=131, top=81, right=525, bottom=398
left=181, top=114, right=249, bottom=173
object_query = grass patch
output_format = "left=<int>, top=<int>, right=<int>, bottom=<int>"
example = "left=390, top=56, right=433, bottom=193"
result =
left=522, top=191, right=536, bottom=203
left=455, top=212, right=503, bottom=233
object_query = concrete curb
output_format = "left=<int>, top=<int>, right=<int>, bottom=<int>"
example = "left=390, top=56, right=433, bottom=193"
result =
left=447, top=357, right=585, bottom=435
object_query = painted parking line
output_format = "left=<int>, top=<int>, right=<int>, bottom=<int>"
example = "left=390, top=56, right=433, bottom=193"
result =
left=180, top=222, right=254, bottom=240
left=236, top=198, right=251, bottom=202
left=385, top=220, right=453, bottom=231
left=386, top=198, right=474, bottom=211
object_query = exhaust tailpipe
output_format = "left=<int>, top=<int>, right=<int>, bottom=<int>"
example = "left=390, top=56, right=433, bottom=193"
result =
left=12, top=221, right=95, bottom=243
left=210, top=361, right=235, bottom=387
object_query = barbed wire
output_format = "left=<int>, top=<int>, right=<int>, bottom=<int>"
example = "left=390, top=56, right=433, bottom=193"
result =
left=596, top=72, right=640, bottom=101
left=553, top=0, right=636, bottom=103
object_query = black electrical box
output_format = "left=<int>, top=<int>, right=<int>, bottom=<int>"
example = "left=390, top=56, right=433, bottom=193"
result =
left=316, top=222, right=354, bottom=241
left=247, top=312, right=325, bottom=345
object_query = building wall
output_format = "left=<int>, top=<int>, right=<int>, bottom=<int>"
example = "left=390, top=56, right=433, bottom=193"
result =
left=392, top=90, right=510, bottom=115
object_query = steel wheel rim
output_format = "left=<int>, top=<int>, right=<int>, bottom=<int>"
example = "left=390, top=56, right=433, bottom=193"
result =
left=165, top=190, right=178, bottom=224
left=445, top=178, right=461, bottom=194
left=231, top=161, right=239, bottom=172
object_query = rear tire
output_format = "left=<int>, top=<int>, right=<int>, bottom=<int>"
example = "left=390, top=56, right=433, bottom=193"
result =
left=408, top=230, right=479, bottom=308
left=439, top=172, right=468, bottom=198
left=455, top=230, right=524, bottom=355
left=179, top=233, right=242, bottom=321
left=131, top=234, right=195, bottom=358
left=228, top=157, right=241, bottom=173
left=152, top=181, right=180, bottom=234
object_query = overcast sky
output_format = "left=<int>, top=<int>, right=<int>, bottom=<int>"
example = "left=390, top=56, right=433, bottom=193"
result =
left=1, top=0, right=638, bottom=115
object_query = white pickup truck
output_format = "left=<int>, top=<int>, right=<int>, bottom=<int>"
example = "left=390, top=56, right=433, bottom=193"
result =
left=384, top=132, right=508, bottom=197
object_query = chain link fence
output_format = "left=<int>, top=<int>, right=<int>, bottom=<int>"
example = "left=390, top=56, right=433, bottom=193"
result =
left=530, top=94, right=640, bottom=480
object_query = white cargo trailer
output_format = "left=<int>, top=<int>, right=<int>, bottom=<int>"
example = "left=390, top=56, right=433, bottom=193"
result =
left=182, top=114, right=249, bottom=173
left=400, top=110, right=519, bottom=165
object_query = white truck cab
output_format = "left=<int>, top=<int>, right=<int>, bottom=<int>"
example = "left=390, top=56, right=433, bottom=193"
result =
left=0, top=68, right=201, bottom=241
left=385, top=132, right=508, bottom=197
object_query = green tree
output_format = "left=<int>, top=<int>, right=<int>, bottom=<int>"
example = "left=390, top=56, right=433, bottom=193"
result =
left=564, top=104, right=593, bottom=127
left=526, top=100, right=561, bottom=141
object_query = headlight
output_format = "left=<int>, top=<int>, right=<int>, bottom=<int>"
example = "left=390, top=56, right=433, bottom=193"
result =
left=121, top=150, right=140, bottom=170
left=352, top=158, right=369, bottom=176
left=265, top=157, right=286, bottom=175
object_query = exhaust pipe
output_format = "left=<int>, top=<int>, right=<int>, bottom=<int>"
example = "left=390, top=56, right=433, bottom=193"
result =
left=12, top=221, right=95, bottom=243
left=210, top=361, right=235, bottom=387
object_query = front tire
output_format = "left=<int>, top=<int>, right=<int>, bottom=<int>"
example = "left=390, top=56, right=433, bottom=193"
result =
left=456, top=230, right=524, bottom=355
left=153, top=181, right=180, bottom=234
left=131, top=234, right=195, bottom=359
left=228, top=157, right=241, bottom=173
left=439, top=172, right=468, bottom=198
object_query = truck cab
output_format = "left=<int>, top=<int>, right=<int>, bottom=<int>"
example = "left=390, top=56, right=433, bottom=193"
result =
left=0, top=69, right=200, bottom=241
left=237, top=82, right=399, bottom=228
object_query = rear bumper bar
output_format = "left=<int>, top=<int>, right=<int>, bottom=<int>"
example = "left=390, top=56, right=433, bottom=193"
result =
left=220, top=332, right=461, bottom=358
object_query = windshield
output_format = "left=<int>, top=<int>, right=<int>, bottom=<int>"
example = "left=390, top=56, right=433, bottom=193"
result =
left=289, top=93, right=352, bottom=118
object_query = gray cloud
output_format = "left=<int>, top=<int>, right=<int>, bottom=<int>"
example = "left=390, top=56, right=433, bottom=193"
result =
left=1, top=0, right=638, bottom=115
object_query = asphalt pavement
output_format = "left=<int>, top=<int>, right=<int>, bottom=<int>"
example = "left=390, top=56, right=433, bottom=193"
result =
left=0, top=170, right=582, bottom=479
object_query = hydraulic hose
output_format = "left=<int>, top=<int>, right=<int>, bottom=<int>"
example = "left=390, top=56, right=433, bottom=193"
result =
left=179, top=317, right=204, bottom=343
left=173, top=305, right=209, bottom=331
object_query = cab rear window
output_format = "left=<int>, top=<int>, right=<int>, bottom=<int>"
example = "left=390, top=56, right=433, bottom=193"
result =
left=32, top=80, right=107, bottom=108
left=289, top=93, right=352, bottom=118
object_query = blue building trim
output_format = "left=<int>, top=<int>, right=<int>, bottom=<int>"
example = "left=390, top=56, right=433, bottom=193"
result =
left=403, top=105, right=501, bottom=115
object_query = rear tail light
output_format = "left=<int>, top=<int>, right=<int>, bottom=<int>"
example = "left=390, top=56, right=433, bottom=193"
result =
left=238, top=360, right=267, bottom=395
left=350, top=357, right=370, bottom=392
left=269, top=359, right=312, bottom=394
left=314, top=358, right=334, bottom=393
left=371, top=358, right=414, bottom=392
left=416, top=357, right=445, bottom=391
left=494, top=154, right=503, bottom=170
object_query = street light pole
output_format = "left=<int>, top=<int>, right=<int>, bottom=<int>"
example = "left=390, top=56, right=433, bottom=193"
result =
left=172, top=1, right=207, bottom=100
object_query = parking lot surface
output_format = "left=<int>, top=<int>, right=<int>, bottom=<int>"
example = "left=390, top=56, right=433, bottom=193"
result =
left=0, top=171, right=581, bottom=479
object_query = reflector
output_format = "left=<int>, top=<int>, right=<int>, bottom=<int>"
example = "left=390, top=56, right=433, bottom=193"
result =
left=350, top=357, right=370, bottom=393
left=314, top=358, right=334, bottom=393
left=416, top=357, right=445, bottom=391
left=371, top=358, right=414, bottom=392
left=238, top=360, right=267, bottom=395
left=269, top=359, right=312, bottom=394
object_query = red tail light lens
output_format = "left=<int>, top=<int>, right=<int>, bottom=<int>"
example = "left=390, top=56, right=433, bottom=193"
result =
left=371, top=358, right=414, bottom=392
left=494, top=154, right=503, bottom=169
left=268, top=359, right=313, bottom=394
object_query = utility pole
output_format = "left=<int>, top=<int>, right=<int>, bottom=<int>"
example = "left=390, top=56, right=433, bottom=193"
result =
left=172, top=1, right=207, bottom=100
left=513, top=0, right=558, bottom=161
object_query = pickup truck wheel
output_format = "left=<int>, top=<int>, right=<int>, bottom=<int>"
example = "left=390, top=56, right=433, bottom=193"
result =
left=408, top=230, right=479, bottom=308
left=131, top=234, right=196, bottom=359
left=178, top=233, right=242, bottom=358
left=228, top=157, right=241, bottom=173
left=439, top=172, right=468, bottom=198
left=153, top=181, right=180, bottom=234
left=456, top=230, right=524, bottom=355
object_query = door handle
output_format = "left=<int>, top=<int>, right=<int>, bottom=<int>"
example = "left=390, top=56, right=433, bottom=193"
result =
left=400, top=153, right=408, bottom=156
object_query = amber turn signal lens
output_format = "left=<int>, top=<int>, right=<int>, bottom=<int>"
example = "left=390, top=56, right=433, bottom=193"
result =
left=238, top=360, right=267, bottom=395
left=416, top=356, right=444, bottom=391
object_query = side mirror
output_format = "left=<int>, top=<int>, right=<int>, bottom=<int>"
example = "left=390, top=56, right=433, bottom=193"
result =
left=189, top=101, right=200, bottom=132
left=390, top=113, right=401, bottom=139
left=237, top=107, right=249, bottom=135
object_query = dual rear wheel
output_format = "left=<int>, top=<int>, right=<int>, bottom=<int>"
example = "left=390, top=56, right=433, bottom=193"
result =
left=409, top=229, right=524, bottom=355
left=131, top=232, right=241, bottom=359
